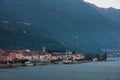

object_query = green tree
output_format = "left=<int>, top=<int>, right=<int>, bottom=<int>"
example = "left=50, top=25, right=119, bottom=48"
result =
left=95, top=54, right=100, bottom=61
left=85, top=53, right=96, bottom=60
left=102, top=53, right=107, bottom=61
left=20, top=59, right=29, bottom=64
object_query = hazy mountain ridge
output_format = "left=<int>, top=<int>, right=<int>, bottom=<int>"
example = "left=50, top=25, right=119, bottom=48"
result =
left=83, top=0, right=120, bottom=23
left=96, top=8, right=120, bottom=23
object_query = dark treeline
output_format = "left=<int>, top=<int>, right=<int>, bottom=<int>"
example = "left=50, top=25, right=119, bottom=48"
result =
left=84, top=53, right=107, bottom=61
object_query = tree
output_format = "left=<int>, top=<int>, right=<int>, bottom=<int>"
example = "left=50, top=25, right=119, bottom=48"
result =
left=85, top=53, right=96, bottom=60
left=102, top=53, right=107, bottom=61
left=95, top=54, right=100, bottom=61
left=20, top=59, right=29, bottom=64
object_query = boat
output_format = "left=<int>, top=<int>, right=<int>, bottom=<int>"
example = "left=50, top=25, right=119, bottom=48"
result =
left=25, top=61, right=33, bottom=66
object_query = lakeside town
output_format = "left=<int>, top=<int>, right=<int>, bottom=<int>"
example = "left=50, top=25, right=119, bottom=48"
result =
left=0, top=47, right=107, bottom=68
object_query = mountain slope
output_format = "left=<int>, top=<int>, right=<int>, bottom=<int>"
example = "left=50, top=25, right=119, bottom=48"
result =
left=0, top=0, right=120, bottom=52
left=0, top=20, right=68, bottom=51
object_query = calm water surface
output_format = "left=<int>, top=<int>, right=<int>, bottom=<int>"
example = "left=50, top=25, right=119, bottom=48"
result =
left=0, top=58, right=120, bottom=80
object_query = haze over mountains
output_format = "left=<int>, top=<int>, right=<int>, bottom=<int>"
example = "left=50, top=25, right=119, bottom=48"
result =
left=83, top=0, right=120, bottom=23
left=0, top=0, right=120, bottom=52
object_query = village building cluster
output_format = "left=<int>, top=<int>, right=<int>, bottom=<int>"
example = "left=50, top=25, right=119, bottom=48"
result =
left=0, top=48, right=86, bottom=65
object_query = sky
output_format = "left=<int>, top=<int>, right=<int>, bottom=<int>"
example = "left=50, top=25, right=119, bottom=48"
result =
left=84, top=0, right=120, bottom=9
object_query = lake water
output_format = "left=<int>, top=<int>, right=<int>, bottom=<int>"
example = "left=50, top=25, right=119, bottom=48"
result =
left=0, top=58, right=120, bottom=80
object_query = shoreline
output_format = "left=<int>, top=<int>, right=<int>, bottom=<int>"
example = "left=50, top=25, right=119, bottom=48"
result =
left=0, top=61, right=91, bottom=68
left=0, top=60, right=115, bottom=69
left=1, top=57, right=119, bottom=69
